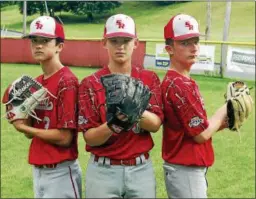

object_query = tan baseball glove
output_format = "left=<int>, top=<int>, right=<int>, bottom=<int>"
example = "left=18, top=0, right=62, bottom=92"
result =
left=225, top=81, right=253, bottom=131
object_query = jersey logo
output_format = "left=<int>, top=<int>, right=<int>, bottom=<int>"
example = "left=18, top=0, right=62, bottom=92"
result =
left=185, top=21, right=193, bottom=30
left=78, top=115, right=88, bottom=125
left=35, top=98, right=53, bottom=110
left=189, top=116, right=203, bottom=127
left=116, top=20, right=125, bottom=29
left=35, top=21, right=43, bottom=29
left=6, top=111, right=15, bottom=120
left=110, top=124, right=123, bottom=133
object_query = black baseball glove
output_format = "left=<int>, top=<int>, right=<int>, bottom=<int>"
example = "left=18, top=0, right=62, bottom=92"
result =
left=101, top=74, right=151, bottom=133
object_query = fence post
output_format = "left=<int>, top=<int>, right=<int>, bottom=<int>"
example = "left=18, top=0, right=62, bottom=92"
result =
left=22, top=0, right=27, bottom=36
left=220, top=0, right=232, bottom=78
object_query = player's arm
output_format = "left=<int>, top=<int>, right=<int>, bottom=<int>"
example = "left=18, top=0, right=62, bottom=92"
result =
left=23, top=117, right=34, bottom=139
left=193, top=104, right=227, bottom=144
left=12, top=121, right=73, bottom=147
left=83, top=123, right=113, bottom=147
left=139, top=110, right=162, bottom=132
left=78, top=78, right=114, bottom=147
left=139, top=72, right=163, bottom=133
left=14, top=76, right=79, bottom=146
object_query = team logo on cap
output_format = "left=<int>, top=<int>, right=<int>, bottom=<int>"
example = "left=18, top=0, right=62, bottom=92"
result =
left=185, top=21, right=193, bottom=30
left=116, top=20, right=125, bottom=29
left=35, top=21, right=43, bottom=29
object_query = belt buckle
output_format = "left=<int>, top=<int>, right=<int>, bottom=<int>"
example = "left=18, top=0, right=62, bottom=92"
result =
left=120, top=159, right=132, bottom=166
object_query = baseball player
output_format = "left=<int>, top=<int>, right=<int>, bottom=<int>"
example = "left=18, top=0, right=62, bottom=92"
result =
left=161, top=14, right=228, bottom=198
left=78, top=14, right=164, bottom=198
left=9, top=16, right=82, bottom=198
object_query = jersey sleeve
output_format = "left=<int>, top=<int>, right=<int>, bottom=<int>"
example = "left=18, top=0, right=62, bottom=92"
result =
left=147, top=72, right=164, bottom=122
left=166, top=79, right=209, bottom=137
left=56, top=76, right=78, bottom=129
left=78, top=78, right=102, bottom=133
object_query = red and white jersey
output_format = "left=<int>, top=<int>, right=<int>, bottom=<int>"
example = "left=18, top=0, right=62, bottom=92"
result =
left=161, top=70, right=214, bottom=166
left=78, top=66, right=164, bottom=160
left=29, top=66, right=79, bottom=165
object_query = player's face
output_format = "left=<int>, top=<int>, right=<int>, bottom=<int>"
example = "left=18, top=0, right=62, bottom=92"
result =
left=168, top=37, right=199, bottom=68
left=30, top=36, right=63, bottom=62
left=104, top=37, right=138, bottom=64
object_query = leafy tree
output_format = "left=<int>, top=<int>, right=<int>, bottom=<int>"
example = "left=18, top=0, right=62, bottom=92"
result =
left=64, top=1, right=121, bottom=21
left=0, top=1, right=17, bottom=9
left=18, top=1, right=121, bottom=21
left=155, top=1, right=191, bottom=6
left=18, top=1, right=65, bottom=16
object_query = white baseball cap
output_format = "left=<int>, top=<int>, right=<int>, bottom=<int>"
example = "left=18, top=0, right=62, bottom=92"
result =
left=164, top=14, right=200, bottom=40
left=23, top=16, right=65, bottom=40
left=103, top=14, right=137, bottom=38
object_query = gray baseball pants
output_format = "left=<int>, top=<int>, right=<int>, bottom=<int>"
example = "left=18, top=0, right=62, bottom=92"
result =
left=163, top=162, right=208, bottom=198
left=33, top=159, right=82, bottom=198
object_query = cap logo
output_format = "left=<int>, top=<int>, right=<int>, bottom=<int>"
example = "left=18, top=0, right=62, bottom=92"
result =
left=116, top=20, right=125, bottom=29
left=185, top=21, right=193, bottom=30
left=35, top=21, right=43, bottom=29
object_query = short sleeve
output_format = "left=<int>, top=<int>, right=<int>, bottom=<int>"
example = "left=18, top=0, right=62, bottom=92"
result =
left=147, top=72, right=164, bottom=122
left=166, top=78, right=209, bottom=137
left=56, top=76, right=79, bottom=129
left=78, top=78, right=103, bottom=132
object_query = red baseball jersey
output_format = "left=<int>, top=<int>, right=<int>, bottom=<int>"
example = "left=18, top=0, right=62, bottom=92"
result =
left=78, top=66, right=164, bottom=159
left=29, top=66, right=79, bottom=165
left=161, top=70, right=214, bottom=166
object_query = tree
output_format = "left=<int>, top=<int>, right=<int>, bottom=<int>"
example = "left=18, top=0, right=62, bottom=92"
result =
left=18, top=1, right=66, bottom=16
left=64, top=1, right=121, bottom=21
left=155, top=1, right=191, bottom=6
left=0, top=1, right=17, bottom=8
left=18, top=1, right=121, bottom=21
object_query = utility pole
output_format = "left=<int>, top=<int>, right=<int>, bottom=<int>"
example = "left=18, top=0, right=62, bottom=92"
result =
left=205, top=0, right=211, bottom=40
left=22, top=0, right=27, bottom=35
left=220, top=0, right=232, bottom=77
left=44, top=1, right=49, bottom=15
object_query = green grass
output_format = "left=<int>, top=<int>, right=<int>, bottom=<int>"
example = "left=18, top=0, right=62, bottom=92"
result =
left=1, top=63, right=255, bottom=198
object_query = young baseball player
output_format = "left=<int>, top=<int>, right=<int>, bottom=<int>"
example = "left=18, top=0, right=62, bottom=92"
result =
left=9, top=16, right=82, bottom=198
left=161, top=14, right=228, bottom=198
left=78, top=13, right=163, bottom=198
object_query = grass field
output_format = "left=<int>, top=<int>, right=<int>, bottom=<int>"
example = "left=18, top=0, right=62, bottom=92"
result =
left=1, top=63, right=255, bottom=198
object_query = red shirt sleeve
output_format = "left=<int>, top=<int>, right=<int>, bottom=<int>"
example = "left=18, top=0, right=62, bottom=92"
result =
left=56, top=76, right=78, bottom=129
left=147, top=72, right=164, bottom=122
left=166, top=78, right=209, bottom=137
left=78, top=78, right=103, bottom=132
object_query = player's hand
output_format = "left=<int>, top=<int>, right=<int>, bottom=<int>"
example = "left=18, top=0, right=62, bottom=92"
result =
left=12, top=119, right=28, bottom=133
left=218, top=116, right=229, bottom=131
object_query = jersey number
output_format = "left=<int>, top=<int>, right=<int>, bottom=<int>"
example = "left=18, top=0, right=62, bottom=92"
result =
left=43, top=116, right=50, bottom=129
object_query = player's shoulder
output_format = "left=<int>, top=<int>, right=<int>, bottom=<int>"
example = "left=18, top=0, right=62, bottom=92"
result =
left=58, top=67, right=79, bottom=88
left=60, top=66, right=78, bottom=81
left=134, top=66, right=159, bottom=80
left=80, top=67, right=106, bottom=86
left=163, top=70, right=187, bottom=85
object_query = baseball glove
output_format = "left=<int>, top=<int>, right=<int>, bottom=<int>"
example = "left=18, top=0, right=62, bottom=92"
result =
left=101, top=74, right=151, bottom=133
left=2, top=75, right=48, bottom=123
left=225, top=81, right=253, bottom=131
